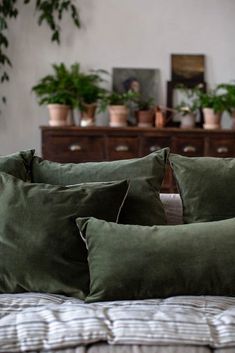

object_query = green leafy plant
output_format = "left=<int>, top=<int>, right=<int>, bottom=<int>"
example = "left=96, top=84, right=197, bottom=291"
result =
left=175, top=84, right=203, bottom=116
left=135, top=97, right=155, bottom=111
left=70, top=64, right=108, bottom=111
left=217, top=83, right=235, bottom=114
left=197, top=88, right=228, bottom=113
left=98, top=91, right=139, bottom=112
left=32, top=63, right=77, bottom=106
left=0, top=0, right=80, bottom=104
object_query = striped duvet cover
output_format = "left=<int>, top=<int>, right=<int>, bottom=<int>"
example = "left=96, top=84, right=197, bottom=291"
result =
left=0, top=293, right=235, bottom=353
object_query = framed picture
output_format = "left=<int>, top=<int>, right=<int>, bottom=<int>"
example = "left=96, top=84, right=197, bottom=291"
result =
left=112, top=67, right=160, bottom=103
left=171, top=54, right=205, bottom=82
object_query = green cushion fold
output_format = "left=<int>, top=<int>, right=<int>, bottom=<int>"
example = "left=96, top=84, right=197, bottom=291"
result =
left=76, top=217, right=235, bottom=303
left=31, top=149, right=169, bottom=226
left=0, top=150, right=34, bottom=181
left=169, top=153, right=235, bottom=223
left=0, top=172, right=129, bottom=299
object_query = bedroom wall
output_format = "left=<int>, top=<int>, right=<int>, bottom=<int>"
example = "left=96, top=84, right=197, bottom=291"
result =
left=1, top=0, right=235, bottom=155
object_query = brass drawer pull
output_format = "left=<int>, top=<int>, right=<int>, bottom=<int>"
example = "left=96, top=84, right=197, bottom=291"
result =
left=217, top=146, right=228, bottom=153
left=149, top=145, right=161, bottom=152
left=115, top=145, right=129, bottom=152
left=183, top=145, right=196, bottom=153
left=69, top=144, right=82, bottom=152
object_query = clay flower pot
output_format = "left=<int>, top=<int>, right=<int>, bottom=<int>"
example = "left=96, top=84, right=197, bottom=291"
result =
left=108, top=105, right=129, bottom=127
left=137, top=110, right=154, bottom=127
left=80, top=103, right=97, bottom=127
left=48, top=104, right=71, bottom=126
left=203, top=108, right=222, bottom=129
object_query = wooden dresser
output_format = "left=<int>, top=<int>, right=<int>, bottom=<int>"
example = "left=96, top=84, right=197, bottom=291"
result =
left=41, top=126, right=235, bottom=192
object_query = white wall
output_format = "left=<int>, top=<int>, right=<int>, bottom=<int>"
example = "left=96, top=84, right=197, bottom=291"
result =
left=1, top=0, right=235, bottom=155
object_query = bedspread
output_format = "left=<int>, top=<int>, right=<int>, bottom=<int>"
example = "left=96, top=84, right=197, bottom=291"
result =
left=0, top=293, right=235, bottom=352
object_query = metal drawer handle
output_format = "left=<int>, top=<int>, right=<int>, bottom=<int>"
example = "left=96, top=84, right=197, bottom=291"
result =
left=69, top=144, right=82, bottom=152
left=149, top=145, right=161, bottom=152
left=183, top=145, right=196, bottom=153
left=115, top=145, right=129, bottom=152
left=217, top=146, right=228, bottom=153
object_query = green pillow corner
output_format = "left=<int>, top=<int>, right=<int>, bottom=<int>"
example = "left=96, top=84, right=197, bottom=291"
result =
left=31, top=148, right=170, bottom=226
left=0, top=172, right=129, bottom=299
left=0, top=150, right=35, bottom=181
left=169, top=153, right=235, bottom=223
left=76, top=216, right=235, bottom=303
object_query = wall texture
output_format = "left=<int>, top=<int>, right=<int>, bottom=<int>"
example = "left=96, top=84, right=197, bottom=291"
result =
left=1, top=0, right=235, bottom=155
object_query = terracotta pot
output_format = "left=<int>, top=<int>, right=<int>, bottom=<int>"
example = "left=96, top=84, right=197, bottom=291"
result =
left=137, top=110, right=154, bottom=127
left=180, top=113, right=196, bottom=129
left=203, top=108, right=222, bottom=129
left=80, top=103, right=97, bottom=127
left=108, top=105, right=128, bottom=127
left=48, top=104, right=71, bottom=126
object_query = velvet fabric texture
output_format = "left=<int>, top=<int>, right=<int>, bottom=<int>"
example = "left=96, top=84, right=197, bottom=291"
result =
left=0, top=173, right=129, bottom=299
left=31, top=149, right=169, bottom=226
left=77, top=217, right=235, bottom=303
left=0, top=150, right=34, bottom=181
left=169, top=154, right=235, bottom=223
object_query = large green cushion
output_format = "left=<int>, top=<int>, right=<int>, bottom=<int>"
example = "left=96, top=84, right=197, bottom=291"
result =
left=0, top=150, right=34, bottom=180
left=77, top=217, right=235, bottom=303
left=169, top=154, right=235, bottom=223
left=0, top=172, right=129, bottom=299
left=31, top=149, right=169, bottom=226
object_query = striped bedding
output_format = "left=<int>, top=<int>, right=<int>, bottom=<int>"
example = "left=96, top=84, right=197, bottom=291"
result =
left=0, top=293, right=235, bottom=352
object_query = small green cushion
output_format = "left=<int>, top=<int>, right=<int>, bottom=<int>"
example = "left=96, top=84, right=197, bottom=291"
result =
left=169, top=154, right=235, bottom=223
left=31, top=149, right=169, bottom=226
left=77, top=217, right=235, bottom=303
left=0, top=173, right=129, bottom=299
left=0, top=150, right=34, bottom=181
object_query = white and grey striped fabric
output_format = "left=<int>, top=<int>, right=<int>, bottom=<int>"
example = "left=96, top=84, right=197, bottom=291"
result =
left=0, top=293, right=235, bottom=352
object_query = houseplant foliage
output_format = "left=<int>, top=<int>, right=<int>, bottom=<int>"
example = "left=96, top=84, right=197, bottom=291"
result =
left=0, top=0, right=80, bottom=104
left=135, top=97, right=155, bottom=127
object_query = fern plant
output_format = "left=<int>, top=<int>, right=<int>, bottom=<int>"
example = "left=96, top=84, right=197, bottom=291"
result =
left=0, top=0, right=80, bottom=104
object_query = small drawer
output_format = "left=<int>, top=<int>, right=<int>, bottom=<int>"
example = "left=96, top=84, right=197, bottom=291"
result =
left=43, top=136, right=105, bottom=162
left=172, top=137, right=204, bottom=156
left=141, top=137, right=171, bottom=156
left=107, top=137, right=139, bottom=160
left=206, top=138, right=235, bottom=157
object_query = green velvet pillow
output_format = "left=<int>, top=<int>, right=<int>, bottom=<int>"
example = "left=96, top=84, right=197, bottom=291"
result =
left=0, top=172, right=129, bottom=299
left=0, top=150, right=34, bottom=181
left=169, top=154, right=235, bottom=223
left=77, top=217, right=235, bottom=303
left=31, top=149, right=169, bottom=226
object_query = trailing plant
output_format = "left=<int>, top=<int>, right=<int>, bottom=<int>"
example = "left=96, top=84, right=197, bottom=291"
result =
left=98, top=91, right=139, bottom=112
left=32, top=63, right=77, bottom=107
left=175, top=84, right=203, bottom=116
left=0, top=0, right=80, bottom=104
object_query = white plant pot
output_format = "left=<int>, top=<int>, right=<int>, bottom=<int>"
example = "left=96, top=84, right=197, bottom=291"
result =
left=180, top=114, right=196, bottom=129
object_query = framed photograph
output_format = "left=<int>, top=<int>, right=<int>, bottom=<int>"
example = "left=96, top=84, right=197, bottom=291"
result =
left=112, top=67, right=160, bottom=103
left=171, top=54, right=205, bottom=82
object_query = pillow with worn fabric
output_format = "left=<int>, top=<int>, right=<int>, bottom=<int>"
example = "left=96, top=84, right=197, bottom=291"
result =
left=169, top=154, right=235, bottom=223
left=0, top=172, right=129, bottom=299
left=77, top=217, right=235, bottom=303
left=0, top=150, right=34, bottom=181
left=31, top=149, right=169, bottom=226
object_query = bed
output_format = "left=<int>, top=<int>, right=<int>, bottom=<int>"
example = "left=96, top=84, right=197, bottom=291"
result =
left=0, top=150, right=235, bottom=353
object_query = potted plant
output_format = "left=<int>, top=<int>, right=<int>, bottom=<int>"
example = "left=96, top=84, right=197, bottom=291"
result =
left=174, top=84, right=202, bottom=128
left=99, top=91, right=138, bottom=127
left=196, top=87, right=228, bottom=129
left=32, top=63, right=76, bottom=126
left=70, top=64, right=107, bottom=126
left=135, top=97, right=155, bottom=127
left=217, top=83, right=235, bottom=129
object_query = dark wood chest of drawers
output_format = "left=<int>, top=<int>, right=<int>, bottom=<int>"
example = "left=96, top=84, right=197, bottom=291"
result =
left=41, top=126, right=235, bottom=192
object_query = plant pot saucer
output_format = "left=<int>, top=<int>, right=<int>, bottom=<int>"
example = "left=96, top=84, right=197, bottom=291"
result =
left=203, top=123, right=221, bottom=130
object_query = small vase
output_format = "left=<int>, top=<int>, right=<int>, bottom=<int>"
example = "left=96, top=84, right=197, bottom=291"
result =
left=203, top=108, right=222, bottom=129
left=108, top=105, right=128, bottom=127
